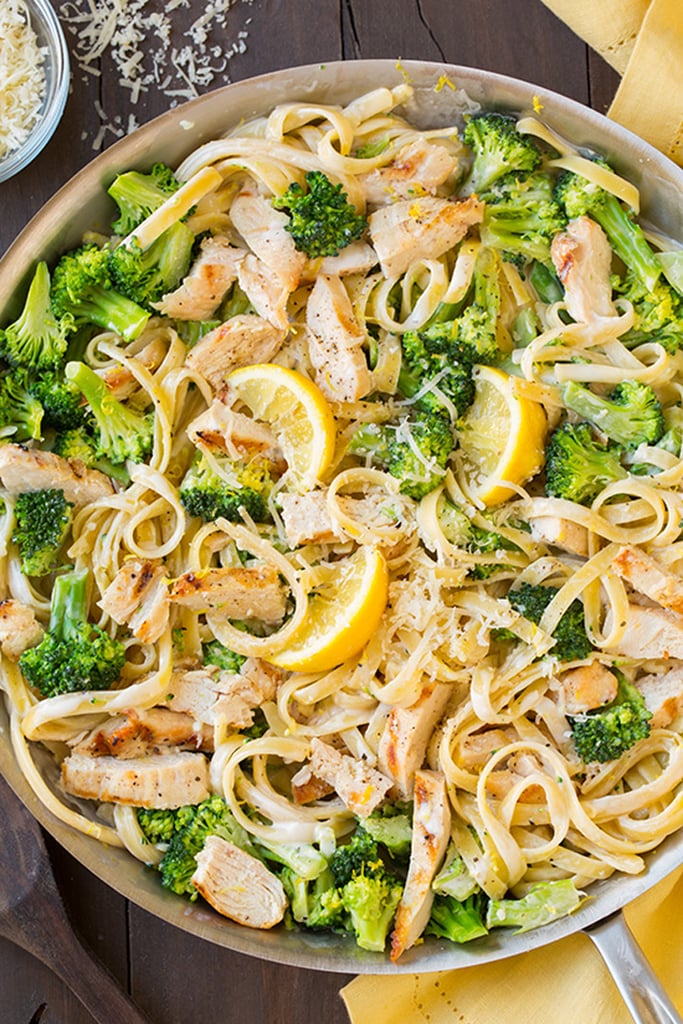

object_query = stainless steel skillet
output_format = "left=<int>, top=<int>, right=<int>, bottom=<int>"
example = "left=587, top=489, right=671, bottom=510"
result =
left=0, top=58, right=681, bottom=1023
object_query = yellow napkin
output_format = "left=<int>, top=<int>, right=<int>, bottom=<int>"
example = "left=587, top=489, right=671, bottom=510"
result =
left=341, top=7, right=683, bottom=1018
left=340, top=866, right=683, bottom=1023
left=539, top=0, right=683, bottom=163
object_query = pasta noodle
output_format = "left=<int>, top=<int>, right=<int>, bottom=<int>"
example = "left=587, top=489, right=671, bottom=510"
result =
left=1, top=77, right=682, bottom=955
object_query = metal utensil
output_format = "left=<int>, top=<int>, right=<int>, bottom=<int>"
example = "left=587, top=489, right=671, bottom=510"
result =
left=0, top=773, right=150, bottom=1024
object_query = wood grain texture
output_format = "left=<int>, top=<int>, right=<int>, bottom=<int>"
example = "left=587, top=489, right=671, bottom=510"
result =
left=0, top=2, right=625, bottom=1022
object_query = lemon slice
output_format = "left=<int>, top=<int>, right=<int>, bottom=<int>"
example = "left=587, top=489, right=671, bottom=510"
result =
left=458, top=365, right=547, bottom=506
left=227, top=363, right=336, bottom=492
left=268, top=546, right=389, bottom=673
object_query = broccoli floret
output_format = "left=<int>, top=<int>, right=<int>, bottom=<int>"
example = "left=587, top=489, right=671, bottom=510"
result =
left=18, top=568, right=126, bottom=697
left=361, top=804, right=413, bottom=861
left=179, top=451, right=273, bottom=523
left=438, top=497, right=520, bottom=579
left=480, top=172, right=566, bottom=268
left=52, top=427, right=131, bottom=487
left=272, top=170, right=367, bottom=258
left=202, top=639, right=247, bottom=674
left=64, top=360, right=154, bottom=465
left=136, top=805, right=197, bottom=845
left=50, top=244, right=151, bottom=342
left=616, top=269, right=683, bottom=353
left=486, top=879, right=584, bottom=932
left=544, top=421, right=628, bottom=505
left=461, top=112, right=541, bottom=196
left=281, top=866, right=347, bottom=930
left=554, top=162, right=661, bottom=292
left=26, top=371, right=87, bottom=431
left=569, top=670, right=652, bottom=763
left=398, top=333, right=475, bottom=418
left=508, top=581, right=593, bottom=662
left=426, top=892, right=488, bottom=943
left=158, top=793, right=256, bottom=898
left=403, top=246, right=503, bottom=369
left=562, top=380, right=664, bottom=451
left=12, top=489, right=73, bottom=577
left=0, top=262, right=68, bottom=370
left=0, top=371, right=44, bottom=441
left=330, top=828, right=384, bottom=887
left=108, top=162, right=182, bottom=236
left=349, top=406, right=453, bottom=501
left=343, top=871, right=403, bottom=953
left=109, top=223, right=195, bottom=311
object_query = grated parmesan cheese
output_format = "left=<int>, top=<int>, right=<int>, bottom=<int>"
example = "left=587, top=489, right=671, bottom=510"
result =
left=0, top=0, right=47, bottom=160
left=58, top=0, right=252, bottom=150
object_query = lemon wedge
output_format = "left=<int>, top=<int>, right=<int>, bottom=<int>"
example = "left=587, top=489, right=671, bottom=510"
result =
left=227, top=363, right=336, bottom=492
left=458, top=365, right=547, bottom=506
left=267, top=546, right=389, bottom=673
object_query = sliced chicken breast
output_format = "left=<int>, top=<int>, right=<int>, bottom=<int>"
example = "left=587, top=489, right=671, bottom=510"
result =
left=165, top=658, right=280, bottom=730
left=307, top=737, right=393, bottom=818
left=378, top=681, right=451, bottom=798
left=61, top=750, right=210, bottom=808
left=550, top=216, right=617, bottom=322
left=390, top=769, right=451, bottom=961
left=237, top=254, right=291, bottom=331
left=369, top=195, right=483, bottom=278
left=360, top=139, right=458, bottom=206
left=230, top=189, right=305, bottom=291
left=0, top=445, right=115, bottom=508
left=185, top=313, right=286, bottom=389
left=613, top=546, right=683, bottom=617
left=529, top=516, right=589, bottom=557
left=168, top=566, right=286, bottom=622
left=73, top=706, right=212, bottom=757
left=192, top=835, right=287, bottom=928
left=635, top=666, right=683, bottom=727
left=99, top=559, right=170, bottom=645
left=606, top=603, right=683, bottom=660
left=153, top=236, right=245, bottom=320
left=306, top=274, right=372, bottom=402
left=560, top=662, right=619, bottom=715
left=186, top=401, right=282, bottom=463
left=0, top=598, right=44, bottom=661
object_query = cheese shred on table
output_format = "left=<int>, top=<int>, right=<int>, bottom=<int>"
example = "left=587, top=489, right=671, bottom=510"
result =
left=0, top=0, right=46, bottom=160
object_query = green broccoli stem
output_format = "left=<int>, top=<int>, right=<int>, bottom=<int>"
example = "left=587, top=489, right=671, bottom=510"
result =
left=528, top=261, right=563, bottom=304
left=592, top=194, right=661, bottom=293
left=75, top=289, right=150, bottom=342
left=49, top=568, right=89, bottom=639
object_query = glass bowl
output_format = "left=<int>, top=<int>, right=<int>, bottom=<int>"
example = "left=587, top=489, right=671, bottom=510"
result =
left=0, top=0, right=70, bottom=183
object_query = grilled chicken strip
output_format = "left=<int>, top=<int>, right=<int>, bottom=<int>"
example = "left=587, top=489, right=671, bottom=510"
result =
left=378, top=681, right=451, bottom=799
left=560, top=662, right=619, bottom=715
left=390, top=770, right=451, bottom=961
left=153, top=236, right=245, bottom=320
left=99, top=558, right=170, bottom=645
left=237, top=254, right=291, bottom=331
left=612, top=546, right=683, bottom=617
left=529, top=515, right=589, bottom=557
left=636, top=666, right=683, bottom=728
left=164, top=659, right=280, bottom=730
left=185, top=313, right=286, bottom=390
left=73, top=706, right=213, bottom=757
left=99, top=336, right=168, bottom=400
left=606, top=603, right=683, bottom=660
left=0, top=444, right=115, bottom=508
left=305, top=737, right=393, bottom=818
left=230, top=189, right=305, bottom=291
left=191, top=835, right=287, bottom=928
left=0, top=599, right=44, bottom=661
left=369, top=195, right=483, bottom=278
left=359, top=139, right=458, bottom=206
left=306, top=274, right=372, bottom=403
left=61, top=750, right=210, bottom=808
left=550, top=216, right=617, bottom=322
left=168, top=566, right=287, bottom=622
left=186, top=401, right=282, bottom=460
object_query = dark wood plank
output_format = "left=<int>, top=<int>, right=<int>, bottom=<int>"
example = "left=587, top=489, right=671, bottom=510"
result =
left=128, top=903, right=354, bottom=1024
left=588, top=51, right=621, bottom=115
left=342, top=0, right=590, bottom=104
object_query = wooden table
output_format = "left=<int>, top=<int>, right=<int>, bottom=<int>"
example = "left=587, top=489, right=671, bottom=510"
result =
left=0, top=2, right=619, bottom=1021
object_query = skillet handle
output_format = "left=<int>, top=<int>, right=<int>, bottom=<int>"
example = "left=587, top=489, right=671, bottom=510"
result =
left=586, top=910, right=681, bottom=1024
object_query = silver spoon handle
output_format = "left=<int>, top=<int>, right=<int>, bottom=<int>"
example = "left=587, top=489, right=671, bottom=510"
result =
left=586, top=911, right=681, bottom=1024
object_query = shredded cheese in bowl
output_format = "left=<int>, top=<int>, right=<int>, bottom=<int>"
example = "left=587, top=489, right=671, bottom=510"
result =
left=0, top=0, right=47, bottom=160
left=0, top=0, right=69, bottom=181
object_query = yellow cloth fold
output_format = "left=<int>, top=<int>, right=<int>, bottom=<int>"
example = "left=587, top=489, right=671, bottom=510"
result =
left=540, top=0, right=683, bottom=163
left=340, top=867, right=683, bottom=1024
